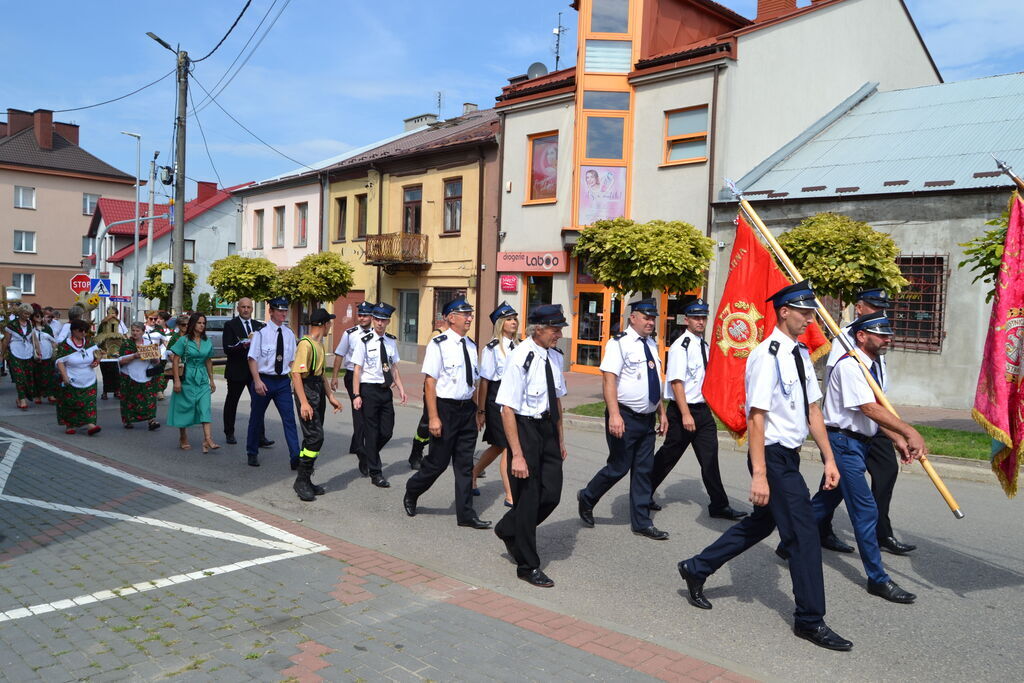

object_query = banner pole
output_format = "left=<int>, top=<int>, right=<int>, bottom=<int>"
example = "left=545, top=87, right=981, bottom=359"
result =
left=730, top=187, right=964, bottom=519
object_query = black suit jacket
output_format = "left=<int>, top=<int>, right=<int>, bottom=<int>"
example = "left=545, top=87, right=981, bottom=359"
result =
left=223, top=316, right=265, bottom=383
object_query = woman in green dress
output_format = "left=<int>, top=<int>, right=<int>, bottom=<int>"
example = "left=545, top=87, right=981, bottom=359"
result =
left=117, top=322, right=161, bottom=430
left=167, top=313, right=219, bottom=453
left=54, top=319, right=102, bottom=435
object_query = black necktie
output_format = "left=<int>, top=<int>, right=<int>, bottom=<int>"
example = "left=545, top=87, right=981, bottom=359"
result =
left=641, top=338, right=660, bottom=405
left=379, top=337, right=393, bottom=388
left=275, top=327, right=284, bottom=375
left=870, top=360, right=881, bottom=386
left=461, top=338, right=473, bottom=389
left=545, top=357, right=559, bottom=421
left=244, top=320, right=251, bottom=337
left=700, top=339, right=708, bottom=369
left=792, top=345, right=809, bottom=419
left=509, top=340, right=516, bottom=351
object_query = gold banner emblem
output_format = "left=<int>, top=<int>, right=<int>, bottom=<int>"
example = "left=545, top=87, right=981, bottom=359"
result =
left=715, top=301, right=764, bottom=359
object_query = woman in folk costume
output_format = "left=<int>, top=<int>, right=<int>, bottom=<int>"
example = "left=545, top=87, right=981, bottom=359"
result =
left=54, top=319, right=102, bottom=435
left=117, top=321, right=162, bottom=431
left=31, top=308, right=59, bottom=404
left=5, top=303, right=39, bottom=409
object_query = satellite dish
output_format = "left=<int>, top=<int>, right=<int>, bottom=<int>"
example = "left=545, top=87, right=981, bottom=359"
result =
left=527, top=62, right=549, bottom=80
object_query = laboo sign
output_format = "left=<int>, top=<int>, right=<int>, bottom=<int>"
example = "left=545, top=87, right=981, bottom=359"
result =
left=496, top=251, right=569, bottom=273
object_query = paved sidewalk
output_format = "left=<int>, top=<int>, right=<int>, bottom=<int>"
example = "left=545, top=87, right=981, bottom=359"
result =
left=0, top=424, right=754, bottom=682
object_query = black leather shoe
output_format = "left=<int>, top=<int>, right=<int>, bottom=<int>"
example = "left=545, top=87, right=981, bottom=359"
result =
left=709, top=506, right=748, bottom=521
left=358, top=460, right=369, bottom=477
left=793, top=624, right=853, bottom=651
left=225, top=434, right=237, bottom=445
left=867, top=579, right=916, bottom=603
left=259, top=438, right=275, bottom=448
left=649, top=500, right=663, bottom=512
left=821, top=533, right=855, bottom=553
left=633, top=526, right=670, bottom=540
left=879, top=536, right=916, bottom=555
left=247, top=454, right=260, bottom=467
left=517, top=568, right=554, bottom=588
left=577, top=489, right=595, bottom=528
left=457, top=517, right=492, bottom=530
left=775, top=545, right=790, bottom=561
left=408, top=456, right=422, bottom=471
left=403, top=493, right=417, bottom=517
left=371, top=475, right=390, bottom=488
left=677, top=561, right=711, bottom=610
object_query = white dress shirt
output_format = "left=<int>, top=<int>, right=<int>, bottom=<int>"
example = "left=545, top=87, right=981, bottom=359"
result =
left=6, top=323, right=35, bottom=360
left=663, top=330, right=707, bottom=403
left=421, top=330, right=478, bottom=401
left=56, top=341, right=99, bottom=388
left=247, top=320, right=297, bottom=376
left=599, top=326, right=662, bottom=414
left=826, top=324, right=887, bottom=379
left=334, top=324, right=371, bottom=371
left=745, top=326, right=823, bottom=449
left=479, top=337, right=515, bottom=382
left=495, top=337, right=567, bottom=417
left=350, top=331, right=400, bottom=384
left=823, top=350, right=888, bottom=437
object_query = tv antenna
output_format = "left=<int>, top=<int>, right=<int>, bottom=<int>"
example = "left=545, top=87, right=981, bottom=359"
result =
left=553, top=12, right=569, bottom=70
left=436, top=90, right=444, bottom=118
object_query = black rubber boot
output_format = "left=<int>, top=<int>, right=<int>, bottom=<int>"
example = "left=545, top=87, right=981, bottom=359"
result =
left=310, top=460, right=325, bottom=496
left=293, top=458, right=317, bottom=502
left=409, top=438, right=427, bottom=470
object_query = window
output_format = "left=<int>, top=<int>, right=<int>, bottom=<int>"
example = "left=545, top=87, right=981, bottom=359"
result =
left=12, top=273, right=34, bottom=295
left=403, top=186, right=422, bottom=234
left=14, top=186, right=35, bottom=209
left=13, top=230, right=36, bottom=253
left=443, top=179, right=462, bottom=234
left=273, top=205, right=285, bottom=247
left=355, top=194, right=368, bottom=238
left=583, top=91, right=630, bottom=110
left=585, top=116, right=625, bottom=160
left=433, top=287, right=467, bottom=321
left=664, top=106, right=709, bottom=165
left=295, top=202, right=308, bottom=247
left=585, top=40, right=632, bottom=73
left=227, top=242, right=237, bottom=256
left=82, top=193, right=100, bottom=215
left=334, top=197, right=347, bottom=242
left=526, top=275, right=553, bottom=309
left=591, top=0, right=629, bottom=33
left=890, top=256, right=948, bottom=351
left=184, top=239, right=196, bottom=262
left=82, top=236, right=93, bottom=256
left=527, top=133, right=558, bottom=203
left=253, top=209, right=265, bottom=249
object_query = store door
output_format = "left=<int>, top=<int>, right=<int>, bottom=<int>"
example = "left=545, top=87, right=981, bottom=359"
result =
left=398, top=290, right=419, bottom=361
left=571, top=287, right=623, bottom=373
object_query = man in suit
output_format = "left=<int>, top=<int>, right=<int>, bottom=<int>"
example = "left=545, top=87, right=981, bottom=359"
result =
left=222, top=298, right=272, bottom=448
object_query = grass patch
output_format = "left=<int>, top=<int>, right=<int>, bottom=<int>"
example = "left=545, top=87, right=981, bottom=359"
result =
left=569, top=401, right=606, bottom=418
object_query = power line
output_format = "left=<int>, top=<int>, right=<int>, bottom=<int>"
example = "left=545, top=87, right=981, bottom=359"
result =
left=189, top=72, right=315, bottom=171
left=1, top=70, right=174, bottom=114
left=192, top=0, right=253, bottom=63
left=186, top=86, right=225, bottom=189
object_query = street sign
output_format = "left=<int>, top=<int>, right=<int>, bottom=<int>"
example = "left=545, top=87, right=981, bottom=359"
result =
left=90, top=278, right=112, bottom=297
left=109, top=295, right=131, bottom=303
left=70, top=273, right=91, bottom=295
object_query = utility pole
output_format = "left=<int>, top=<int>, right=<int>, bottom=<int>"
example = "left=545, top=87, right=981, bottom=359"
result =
left=121, top=131, right=141, bottom=320
left=146, top=150, right=159, bottom=312
left=172, top=49, right=189, bottom=314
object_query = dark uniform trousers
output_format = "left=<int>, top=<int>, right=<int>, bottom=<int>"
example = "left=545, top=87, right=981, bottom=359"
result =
left=820, top=433, right=900, bottom=541
left=688, top=444, right=826, bottom=628
left=297, top=375, right=326, bottom=456
left=405, top=398, right=477, bottom=522
left=360, top=382, right=394, bottom=477
left=580, top=406, right=656, bottom=531
left=224, top=379, right=248, bottom=436
left=343, top=370, right=365, bottom=456
left=494, top=415, right=563, bottom=572
left=650, top=402, right=729, bottom=512
left=247, top=374, right=301, bottom=465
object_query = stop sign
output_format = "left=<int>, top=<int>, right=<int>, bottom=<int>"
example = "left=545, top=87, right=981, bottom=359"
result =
left=69, top=273, right=91, bottom=295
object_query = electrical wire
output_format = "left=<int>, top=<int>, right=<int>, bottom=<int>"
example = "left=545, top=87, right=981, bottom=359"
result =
left=186, top=86, right=225, bottom=189
left=192, top=0, right=253, bottom=63
left=2, top=70, right=174, bottom=114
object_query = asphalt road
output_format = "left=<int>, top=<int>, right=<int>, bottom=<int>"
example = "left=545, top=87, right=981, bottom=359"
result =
left=7, top=384, right=1021, bottom=682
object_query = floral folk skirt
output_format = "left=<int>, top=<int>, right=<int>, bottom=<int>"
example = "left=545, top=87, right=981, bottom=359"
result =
left=9, top=356, right=36, bottom=400
left=33, top=359, right=59, bottom=398
left=57, top=384, right=97, bottom=428
left=120, top=377, right=158, bottom=424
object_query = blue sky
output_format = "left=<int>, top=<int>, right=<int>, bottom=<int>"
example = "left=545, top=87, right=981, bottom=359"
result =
left=1, top=0, right=1020, bottom=199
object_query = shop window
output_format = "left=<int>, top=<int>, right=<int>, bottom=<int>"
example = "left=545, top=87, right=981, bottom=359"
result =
left=527, top=133, right=558, bottom=203
left=586, top=116, right=625, bottom=160
left=890, top=256, right=948, bottom=352
left=403, top=186, right=422, bottom=234
left=526, top=275, right=553, bottom=310
left=664, top=106, right=709, bottom=165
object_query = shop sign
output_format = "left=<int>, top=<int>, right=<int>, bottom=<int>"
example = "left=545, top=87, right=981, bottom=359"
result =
left=499, top=275, right=519, bottom=292
left=496, top=251, right=569, bottom=273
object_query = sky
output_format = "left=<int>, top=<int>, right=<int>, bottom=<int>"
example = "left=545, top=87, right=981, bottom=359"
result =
left=1, top=0, right=1021, bottom=201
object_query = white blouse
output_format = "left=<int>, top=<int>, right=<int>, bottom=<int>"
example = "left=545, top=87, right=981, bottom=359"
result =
left=6, top=323, right=35, bottom=360
left=34, top=327, right=56, bottom=360
left=56, top=341, right=100, bottom=388
left=120, top=346, right=157, bottom=384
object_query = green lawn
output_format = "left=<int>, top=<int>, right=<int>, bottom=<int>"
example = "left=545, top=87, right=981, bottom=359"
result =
left=568, top=401, right=990, bottom=461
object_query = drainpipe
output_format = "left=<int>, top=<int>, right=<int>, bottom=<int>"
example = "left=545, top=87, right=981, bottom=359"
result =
left=704, top=63, right=723, bottom=300
left=495, top=111, right=506, bottom=318
left=474, top=144, right=486, bottom=342
left=371, top=163, right=383, bottom=302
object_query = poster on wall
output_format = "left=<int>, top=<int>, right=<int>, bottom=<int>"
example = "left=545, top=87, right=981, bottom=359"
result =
left=530, top=135, right=558, bottom=200
left=579, top=165, right=626, bottom=225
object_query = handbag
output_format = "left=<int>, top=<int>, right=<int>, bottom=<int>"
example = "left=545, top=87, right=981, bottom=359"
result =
left=145, top=360, right=167, bottom=378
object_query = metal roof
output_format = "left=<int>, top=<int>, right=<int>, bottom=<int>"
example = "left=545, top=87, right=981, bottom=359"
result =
left=737, top=72, right=1024, bottom=201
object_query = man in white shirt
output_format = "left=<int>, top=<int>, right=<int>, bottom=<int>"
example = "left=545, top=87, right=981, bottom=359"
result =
left=331, top=301, right=374, bottom=463
left=246, top=297, right=300, bottom=469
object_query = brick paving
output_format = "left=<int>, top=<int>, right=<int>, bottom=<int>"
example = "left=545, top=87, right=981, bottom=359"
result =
left=0, top=425, right=754, bottom=682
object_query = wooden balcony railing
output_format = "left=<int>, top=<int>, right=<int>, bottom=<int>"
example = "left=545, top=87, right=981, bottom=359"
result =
left=364, top=233, right=429, bottom=267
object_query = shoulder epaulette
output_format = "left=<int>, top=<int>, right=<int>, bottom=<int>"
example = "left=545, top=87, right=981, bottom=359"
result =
left=681, top=337, right=691, bottom=349
left=466, top=337, right=476, bottom=346
left=486, top=338, right=500, bottom=349
left=797, top=341, right=807, bottom=349
left=612, top=331, right=627, bottom=340
left=433, top=334, right=447, bottom=344
left=385, top=332, right=396, bottom=340
left=523, top=350, right=535, bottom=371
left=345, top=326, right=358, bottom=334
left=361, top=332, right=373, bottom=343
left=550, top=346, right=563, bottom=355
left=768, top=340, right=780, bottom=356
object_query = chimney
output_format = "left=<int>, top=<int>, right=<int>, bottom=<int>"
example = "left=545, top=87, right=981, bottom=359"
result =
left=196, top=181, right=218, bottom=202
left=756, top=0, right=796, bottom=21
left=6, top=108, right=33, bottom=136
left=0, top=122, right=6, bottom=137
left=462, top=102, right=478, bottom=115
left=53, top=121, right=79, bottom=145
left=33, top=109, right=53, bottom=150
left=403, top=113, right=438, bottom=131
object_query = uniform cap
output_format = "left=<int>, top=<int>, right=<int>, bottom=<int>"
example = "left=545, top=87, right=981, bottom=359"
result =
left=356, top=301, right=374, bottom=315
left=269, top=297, right=290, bottom=311
left=442, top=298, right=474, bottom=316
left=856, top=288, right=892, bottom=309
left=371, top=302, right=395, bottom=319
left=489, top=301, right=518, bottom=325
left=528, top=304, right=568, bottom=328
left=630, top=298, right=659, bottom=317
left=849, top=311, right=894, bottom=336
left=766, top=280, right=818, bottom=310
left=683, top=298, right=709, bottom=317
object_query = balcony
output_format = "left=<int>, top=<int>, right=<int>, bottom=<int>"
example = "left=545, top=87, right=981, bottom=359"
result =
left=364, top=233, right=430, bottom=274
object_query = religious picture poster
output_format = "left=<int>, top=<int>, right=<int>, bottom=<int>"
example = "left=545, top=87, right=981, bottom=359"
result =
left=579, top=165, right=626, bottom=225
left=530, top=134, right=558, bottom=201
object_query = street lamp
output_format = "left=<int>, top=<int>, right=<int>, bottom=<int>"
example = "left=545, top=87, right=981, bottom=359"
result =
left=121, top=131, right=141, bottom=321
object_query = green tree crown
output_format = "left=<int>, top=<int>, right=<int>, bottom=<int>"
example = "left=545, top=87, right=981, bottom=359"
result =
left=207, top=255, right=280, bottom=304
left=958, top=205, right=1009, bottom=303
left=274, top=251, right=355, bottom=306
left=139, top=261, right=196, bottom=310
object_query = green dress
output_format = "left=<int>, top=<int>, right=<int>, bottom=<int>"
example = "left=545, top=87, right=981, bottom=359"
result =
left=166, top=335, right=213, bottom=428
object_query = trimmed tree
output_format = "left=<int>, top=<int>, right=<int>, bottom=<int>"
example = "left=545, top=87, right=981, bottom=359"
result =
left=139, top=262, right=196, bottom=311
left=195, top=292, right=214, bottom=315
left=958, top=207, right=1009, bottom=303
left=571, top=218, right=715, bottom=295
left=274, top=251, right=355, bottom=315
left=207, top=254, right=280, bottom=304
left=776, top=212, right=908, bottom=307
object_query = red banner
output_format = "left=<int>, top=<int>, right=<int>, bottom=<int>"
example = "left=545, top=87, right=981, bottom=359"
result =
left=705, top=214, right=830, bottom=439
left=973, top=193, right=1024, bottom=498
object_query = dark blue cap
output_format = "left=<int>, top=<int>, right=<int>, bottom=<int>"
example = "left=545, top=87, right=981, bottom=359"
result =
left=356, top=301, right=374, bottom=315
left=849, top=311, right=894, bottom=336
left=630, top=298, right=659, bottom=317
left=766, top=280, right=818, bottom=310
left=856, top=288, right=891, bottom=309
left=684, top=298, right=709, bottom=317
left=269, top=297, right=290, bottom=310
left=306, top=308, right=335, bottom=326
left=442, top=298, right=474, bottom=316
left=371, top=302, right=395, bottom=319
left=528, top=304, right=568, bottom=328
left=489, top=301, right=517, bottom=325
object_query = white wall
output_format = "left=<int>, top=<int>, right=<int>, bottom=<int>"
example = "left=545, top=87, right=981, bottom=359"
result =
left=237, top=182, right=321, bottom=267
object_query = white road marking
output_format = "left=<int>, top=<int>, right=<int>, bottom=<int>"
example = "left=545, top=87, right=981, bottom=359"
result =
left=0, top=439, right=23, bottom=491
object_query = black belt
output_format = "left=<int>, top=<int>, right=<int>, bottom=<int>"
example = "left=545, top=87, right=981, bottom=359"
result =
left=618, top=403, right=655, bottom=418
left=259, top=373, right=288, bottom=380
left=437, top=397, right=474, bottom=406
left=518, top=411, right=552, bottom=422
left=826, top=426, right=870, bottom=443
